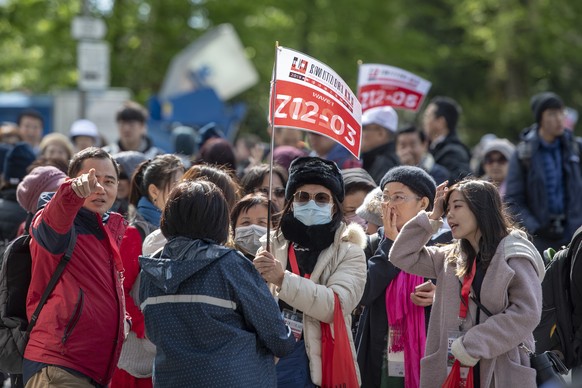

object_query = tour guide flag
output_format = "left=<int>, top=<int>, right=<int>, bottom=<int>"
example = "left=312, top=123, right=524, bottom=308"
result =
left=270, top=46, right=362, bottom=159
left=357, top=63, right=432, bottom=113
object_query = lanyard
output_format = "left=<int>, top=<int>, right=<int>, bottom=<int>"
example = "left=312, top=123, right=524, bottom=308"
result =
left=458, top=259, right=477, bottom=320
left=288, top=244, right=311, bottom=279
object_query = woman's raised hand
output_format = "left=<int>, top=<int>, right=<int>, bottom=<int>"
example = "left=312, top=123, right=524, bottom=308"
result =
left=253, top=250, right=285, bottom=287
left=381, top=203, right=399, bottom=241
left=428, top=181, right=448, bottom=220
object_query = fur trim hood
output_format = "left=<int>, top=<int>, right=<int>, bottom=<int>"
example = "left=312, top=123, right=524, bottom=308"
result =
left=340, top=222, right=367, bottom=249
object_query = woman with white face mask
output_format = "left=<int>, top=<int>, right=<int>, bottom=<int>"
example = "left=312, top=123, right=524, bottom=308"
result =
left=230, top=194, right=279, bottom=260
left=253, top=157, right=367, bottom=387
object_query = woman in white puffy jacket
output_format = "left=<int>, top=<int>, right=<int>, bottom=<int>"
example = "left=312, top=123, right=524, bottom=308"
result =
left=254, top=156, right=367, bottom=387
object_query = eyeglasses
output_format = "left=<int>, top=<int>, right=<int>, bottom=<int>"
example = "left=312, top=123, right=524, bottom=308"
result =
left=381, top=193, right=421, bottom=205
left=293, top=191, right=332, bottom=207
left=484, top=156, right=507, bottom=165
left=255, top=187, right=286, bottom=198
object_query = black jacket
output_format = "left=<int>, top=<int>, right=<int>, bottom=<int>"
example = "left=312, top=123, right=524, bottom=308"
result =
left=430, top=134, right=472, bottom=183
left=362, top=142, right=400, bottom=185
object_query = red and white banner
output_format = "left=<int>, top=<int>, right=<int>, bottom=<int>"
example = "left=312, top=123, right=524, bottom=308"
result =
left=357, top=63, right=431, bottom=113
left=270, top=46, right=362, bottom=159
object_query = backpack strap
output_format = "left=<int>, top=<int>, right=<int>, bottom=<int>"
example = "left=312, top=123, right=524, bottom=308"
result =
left=26, top=229, right=77, bottom=335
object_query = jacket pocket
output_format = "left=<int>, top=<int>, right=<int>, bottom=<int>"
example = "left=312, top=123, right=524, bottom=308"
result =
left=62, top=289, right=84, bottom=344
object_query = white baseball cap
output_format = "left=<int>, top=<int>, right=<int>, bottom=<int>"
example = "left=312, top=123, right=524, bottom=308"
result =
left=69, top=119, right=100, bottom=139
left=362, top=106, right=398, bottom=132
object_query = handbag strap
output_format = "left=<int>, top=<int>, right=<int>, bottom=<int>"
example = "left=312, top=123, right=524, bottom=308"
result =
left=26, top=230, right=77, bottom=334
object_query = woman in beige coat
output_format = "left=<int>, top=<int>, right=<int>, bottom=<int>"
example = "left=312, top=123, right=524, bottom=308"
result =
left=254, top=157, right=367, bottom=387
left=389, top=179, right=544, bottom=388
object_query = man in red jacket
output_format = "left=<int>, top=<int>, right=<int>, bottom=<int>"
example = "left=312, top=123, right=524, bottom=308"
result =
left=24, top=147, right=128, bottom=388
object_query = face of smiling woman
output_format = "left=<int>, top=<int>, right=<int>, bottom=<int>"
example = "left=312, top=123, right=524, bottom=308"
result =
left=76, top=158, right=119, bottom=216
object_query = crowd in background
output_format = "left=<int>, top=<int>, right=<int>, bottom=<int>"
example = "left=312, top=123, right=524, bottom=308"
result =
left=0, top=91, right=580, bottom=387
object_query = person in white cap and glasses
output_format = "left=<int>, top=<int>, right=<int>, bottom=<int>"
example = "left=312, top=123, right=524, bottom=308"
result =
left=479, top=138, right=515, bottom=198
left=361, top=106, right=400, bottom=184
left=70, top=119, right=101, bottom=152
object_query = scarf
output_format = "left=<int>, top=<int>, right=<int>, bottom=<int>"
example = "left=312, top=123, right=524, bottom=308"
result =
left=279, top=212, right=339, bottom=275
left=137, top=196, right=162, bottom=227
left=385, top=272, right=426, bottom=388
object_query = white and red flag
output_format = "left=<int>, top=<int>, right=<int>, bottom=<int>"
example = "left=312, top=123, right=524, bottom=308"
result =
left=270, top=46, right=362, bottom=159
left=357, top=63, right=431, bottom=113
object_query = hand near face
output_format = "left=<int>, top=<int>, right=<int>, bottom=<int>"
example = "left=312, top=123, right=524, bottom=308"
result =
left=429, top=181, right=448, bottom=220
left=71, top=168, right=100, bottom=198
left=381, top=203, right=399, bottom=241
left=253, top=250, right=285, bottom=287
left=410, top=282, right=436, bottom=307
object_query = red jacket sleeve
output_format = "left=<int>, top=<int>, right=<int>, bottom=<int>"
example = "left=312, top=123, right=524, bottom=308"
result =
left=119, top=226, right=146, bottom=338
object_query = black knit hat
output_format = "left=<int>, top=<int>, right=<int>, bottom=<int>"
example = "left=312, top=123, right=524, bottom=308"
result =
left=530, top=92, right=564, bottom=124
left=380, top=166, right=436, bottom=208
left=286, top=156, right=345, bottom=202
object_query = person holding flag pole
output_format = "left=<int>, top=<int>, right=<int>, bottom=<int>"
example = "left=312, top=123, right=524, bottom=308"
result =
left=253, top=44, right=367, bottom=387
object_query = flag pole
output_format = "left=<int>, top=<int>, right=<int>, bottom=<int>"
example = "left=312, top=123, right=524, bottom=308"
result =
left=266, top=41, right=279, bottom=253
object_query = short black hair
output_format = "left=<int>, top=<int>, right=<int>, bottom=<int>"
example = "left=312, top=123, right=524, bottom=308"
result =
left=161, top=180, right=230, bottom=244
left=128, top=154, right=185, bottom=206
left=396, top=125, right=427, bottom=143
left=68, top=147, right=119, bottom=178
left=183, top=164, right=241, bottom=210
left=230, top=193, right=280, bottom=228
left=116, top=101, right=148, bottom=123
left=430, top=96, right=461, bottom=133
left=17, top=109, right=44, bottom=126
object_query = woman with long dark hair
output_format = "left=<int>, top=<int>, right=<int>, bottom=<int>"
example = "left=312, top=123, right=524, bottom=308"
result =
left=389, top=179, right=544, bottom=387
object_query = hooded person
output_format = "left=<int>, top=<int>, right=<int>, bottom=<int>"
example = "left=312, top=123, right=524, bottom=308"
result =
left=253, top=156, right=367, bottom=387
left=341, top=168, right=377, bottom=231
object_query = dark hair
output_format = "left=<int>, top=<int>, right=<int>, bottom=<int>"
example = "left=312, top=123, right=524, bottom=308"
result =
left=27, top=156, right=69, bottom=174
left=196, top=138, right=237, bottom=172
left=129, top=154, right=185, bottom=206
left=230, top=194, right=280, bottom=228
left=396, top=125, right=427, bottom=143
left=160, top=180, right=229, bottom=244
left=430, top=96, right=461, bottom=133
left=183, top=164, right=241, bottom=209
left=240, top=164, right=288, bottom=195
left=68, top=147, right=119, bottom=178
left=116, top=101, right=148, bottom=123
left=17, top=109, right=44, bottom=126
left=443, top=179, right=514, bottom=276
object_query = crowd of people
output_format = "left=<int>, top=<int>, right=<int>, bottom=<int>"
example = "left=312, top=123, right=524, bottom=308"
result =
left=0, top=92, right=580, bottom=388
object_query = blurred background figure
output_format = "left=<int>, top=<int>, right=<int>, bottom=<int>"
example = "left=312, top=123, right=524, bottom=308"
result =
left=396, top=125, right=450, bottom=185
left=171, top=125, right=198, bottom=168
left=341, top=168, right=377, bottom=231
left=479, top=138, right=515, bottom=198
left=230, top=194, right=279, bottom=260
left=38, top=133, right=74, bottom=164
left=70, top=119, right=101, bottom=152
left=196, top=137, right=237, bottom=173
left=239, top=164, right=288, bottom=213
left=17, top=109, right=44, bottom=153
left=360, top=106, right=400, bottom=184
left=272, top=145, right=307, bottom=171
left=356, top=187, right=383, bottom=237
left=112, top=151, right=148, bottom=218
left=234, top=133, right=265, bottom=175
left=0, top=122, right=22, bottom=145
left=308, top=132, right=362, bottom=169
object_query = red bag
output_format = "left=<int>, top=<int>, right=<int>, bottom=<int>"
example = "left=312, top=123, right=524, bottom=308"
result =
left=320, top=293, right=359, bottom=388
left=441, top=360, right=474, bottom=388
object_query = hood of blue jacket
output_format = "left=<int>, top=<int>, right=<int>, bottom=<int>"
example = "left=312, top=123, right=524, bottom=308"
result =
left=139, top=236, right=233, bottom=294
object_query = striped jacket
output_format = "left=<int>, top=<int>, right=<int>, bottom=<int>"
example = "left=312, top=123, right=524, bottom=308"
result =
left=139, top=237, right=295, bottom=387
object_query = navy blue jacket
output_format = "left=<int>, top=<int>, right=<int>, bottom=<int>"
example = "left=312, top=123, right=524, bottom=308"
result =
left=139, top=237, right=295, bottom=388
left=505, top=126, right=582, bottom=248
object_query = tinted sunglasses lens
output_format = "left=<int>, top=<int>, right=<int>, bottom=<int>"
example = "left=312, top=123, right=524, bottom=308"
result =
left=314, top=193, right=331, bottom=204
left=294, top=191, right=310, bottom=204
left=274, top=188, right=286, bottom=198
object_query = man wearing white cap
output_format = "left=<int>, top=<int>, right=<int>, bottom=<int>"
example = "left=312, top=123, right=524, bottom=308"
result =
left=70, top=119, right=101, bottom=152
left=360, top=106, right=400, bottom=184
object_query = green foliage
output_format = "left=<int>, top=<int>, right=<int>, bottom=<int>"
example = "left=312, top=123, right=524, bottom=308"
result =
left=1, top=0, right=581, bottom=145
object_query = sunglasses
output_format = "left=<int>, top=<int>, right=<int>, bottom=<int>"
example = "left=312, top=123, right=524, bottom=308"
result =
left=255, top=187, right=286, bottom=198
left=293, top=191, right=332, bottom=207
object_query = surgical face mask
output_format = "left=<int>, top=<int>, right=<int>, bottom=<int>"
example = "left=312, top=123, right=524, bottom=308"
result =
left=293, top=200, right=333, bottom=226
left=345, top=214, right=368, bottom=230
left=235, top=224, right=268, bottom=256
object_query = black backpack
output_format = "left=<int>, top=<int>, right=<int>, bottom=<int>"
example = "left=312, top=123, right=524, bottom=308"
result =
left=533, top=226, right=582, bottom=370
left=0, top=232, right=76, bottom=374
